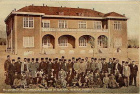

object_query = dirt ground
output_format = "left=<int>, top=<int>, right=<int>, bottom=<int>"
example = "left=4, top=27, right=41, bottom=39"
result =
left=0, top=45, right=139, bottom=93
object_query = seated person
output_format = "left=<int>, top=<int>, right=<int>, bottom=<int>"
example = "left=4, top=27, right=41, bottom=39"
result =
left=12, top=72, right=21, bottom=89
left=117, top=74, right=124, bottom=87
left=20, top=72, right=27, bottom=88
left=108, top=74, right=119, bottom=88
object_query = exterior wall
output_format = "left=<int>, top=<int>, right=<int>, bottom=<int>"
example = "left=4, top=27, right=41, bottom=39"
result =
left=6, top=15, right=128, bottom=60
left=15, top=15, right=41, bottom=55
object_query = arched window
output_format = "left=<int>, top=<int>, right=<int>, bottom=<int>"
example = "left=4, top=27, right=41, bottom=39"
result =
left=43, top=36, right=50, bottom=47
left=59, top=36, right=68, bottom=47
left=79, top=36, right=87, bottom=47
left=98, top=35, right=108, bottom=48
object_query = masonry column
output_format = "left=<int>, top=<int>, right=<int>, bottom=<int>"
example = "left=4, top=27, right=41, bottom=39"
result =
left=55, top=32, right=58, bottom=55
left=11, top=29, right=13, bottom=54
left=14, top=15, right=17, bottom=55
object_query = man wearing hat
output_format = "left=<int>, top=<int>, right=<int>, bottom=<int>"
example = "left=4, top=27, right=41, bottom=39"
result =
left=14, top=57, right=22, bottom=75
left=52, top=58, right=59, bottom=79
left=108, top=58, right=114, bottom=74
left=129, top=61, right=138, bottom=86
left=21, top=58, right=29, bottom=75
left=35, top=58, right=40, bottom=72
left=9, top=59, right=16, bottom=86
left=61, top=59, right=68, bottom=72
left=39, top=58, right=47, bottom=73
left=90, top=58, right=96, bottom=72
left=96, top=58, right=102, bottom=72
left=102, top=58, right=108, bottom=73
left=4, top=55, right=11, bottom=85
left=67, top=59, right=73, bottom=72
left=47, top=58, right=52, bottom=76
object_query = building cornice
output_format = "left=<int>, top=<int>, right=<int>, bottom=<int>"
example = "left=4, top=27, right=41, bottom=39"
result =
left=5, top=12, right=127, bottom=22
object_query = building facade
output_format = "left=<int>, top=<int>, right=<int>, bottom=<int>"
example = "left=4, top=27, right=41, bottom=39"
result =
left=5, top=5, right=128, bottom=59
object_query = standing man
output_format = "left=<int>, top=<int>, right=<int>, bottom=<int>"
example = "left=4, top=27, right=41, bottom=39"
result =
left=102, top=58, right=108, bottom=73
left=9, top=59, right=16, bottom=86
left=90, top=58, right=96, bottom=73
left=96, top=58, right=102, bottom=72
left=129, top=61, right=138, bottom=86
left=21, top=58, right=29, bottom=75
left=123, top=62, right=130, bottom=87
left=39, top=58, right=47, bottom=73
left=14, top=57, right=22, bottom=75
left=108, top=58, right=114, bottom=74
left=4, top=55, right=11, bottom=85
left=114, top=59, right=122, bottom=74
left=47, top=58, right=52, bottom=76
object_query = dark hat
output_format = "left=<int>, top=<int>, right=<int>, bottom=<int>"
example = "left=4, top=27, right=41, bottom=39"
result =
left=126, top=62, right=129, bottom=64
left=91, top=58, right=94, bottom=60
left=55, top=58, right=58, bottom=60
left=103, top=58, right=106, bottom=60
left=45, top=58, right=48, bottom=60
left=7, top=55, right=10, bottom=57
left=94, top=58, right=97, bottom=60
left=12, top=59, right=15, bottom=61
left=32, top=58, right=34, bottom=60
left=72, top=57, right=75, bottom=59
left=18, top=57, right=20, bottom=59
left=59, top=59, right=62, bottom=61
left=64, top=59, right=67, bottom=61
left=113, top=58, right=116, bottom=60
left=36, top=58, right=39, bottom=61
left=68, top=59, right=71, bottom=61
left=24, top=58, right=26, bottom=60
left=122, top=61, right=125, bottom=63
left=49, top=58, right=52, bottom=61
left=62, top=56, right=65, bottom=58
left=76, top=59, right=79, bottom=61
left=41, top=58, right=44, bottom=60
left=28, top=58, right=30, bottom=61
left=82, top=59, right=84, bottom=61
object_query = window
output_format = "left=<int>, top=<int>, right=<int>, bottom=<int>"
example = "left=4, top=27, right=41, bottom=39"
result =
left=114, top=38, right=122, bottom=48
left=79, top=37, right=87, bottom=47
left=79, top=21, right=86, bottom=29
left=23, top=37, right=34, bottom=47
left=94, top=21, right=102, bottom=29
left=98, top=35, right=108, bottom=48
left=59, top=36, right=68, bottom=47
left=23, top=17, right=34, bottom=28
left=59, top=20, right=67, bottom=28
left=42, top=20, right=50, bottom=28
left=43, top=36, right=51, bottom=47
left=114, top=21, right=121, bottom=30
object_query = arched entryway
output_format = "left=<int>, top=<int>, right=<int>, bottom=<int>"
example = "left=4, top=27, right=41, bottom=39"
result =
left=42, top=34, right=55, bottom=49
left=98, top=35, right=108, bottom=48
left=79, top=35, right=95, bottom=48
left=58, top=35, right=75, bottom=48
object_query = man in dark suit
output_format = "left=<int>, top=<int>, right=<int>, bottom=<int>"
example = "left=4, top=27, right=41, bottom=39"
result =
left=39, top=58, right=47, bottom=73
left=47, top=58, right=52, bottom=75
left=61, top=59, right=68, bottom=72
left=129, top=61, right=138, bottom=86
left=4, top=55, right=11, bottom=85
left=9, top=59, right=16, bottom=86
left=53, top=58, right=60, bottom=79
left=14, top=57, right=22, bottom=74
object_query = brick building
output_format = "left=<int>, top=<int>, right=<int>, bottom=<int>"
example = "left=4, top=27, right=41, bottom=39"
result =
left=5, top=5, right=128, bottom=59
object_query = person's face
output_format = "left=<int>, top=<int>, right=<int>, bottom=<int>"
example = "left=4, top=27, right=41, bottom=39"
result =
left=7, top=56, right=10, bottom=60
left=24, top=59, right=26, bottom=62
left=91, top=59, right=94, bottom=62
left=12, top=61, right=15, bottom=64
left=85, top=58, right=88, bottom=61
left=18, top=59, right=20, bottom=62
left=109, top=59, right=112, bottom=62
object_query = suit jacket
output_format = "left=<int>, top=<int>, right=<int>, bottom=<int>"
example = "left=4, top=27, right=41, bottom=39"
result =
left=130, top=64, right=138, bottom=76
left=14, top=61, right=22, bottom=73
left=4, top=59, right=11, bottom=72
left=114, top=63, right=122, bottom=73
left=61, top=62, right=68, bottom=72
left=39, top=61, right=47, bottom=72
left=9, top=63, right=15, bottom=74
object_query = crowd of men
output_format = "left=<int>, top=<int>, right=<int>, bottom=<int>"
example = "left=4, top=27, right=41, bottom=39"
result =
left=4, top=55, right=138, bottom=89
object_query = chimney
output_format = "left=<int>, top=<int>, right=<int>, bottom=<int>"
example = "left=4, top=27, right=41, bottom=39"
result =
left=93, top=8, right=94, bottom=10
left=123, top=14, right=125, bottom=16
left=32, top=4, right=34, bottom=6
left=61, top=6, right=62, bottom=7
left=78, top=7, right=79, bottom=8
left=14, top=8, right=16, bottom=11
left=43, top=4, right=44, bottom=6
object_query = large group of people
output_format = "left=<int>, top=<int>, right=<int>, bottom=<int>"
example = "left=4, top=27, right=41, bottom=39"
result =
left=4, top=55, right=138, bottom=89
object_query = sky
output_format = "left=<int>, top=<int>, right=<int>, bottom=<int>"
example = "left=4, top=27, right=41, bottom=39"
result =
left=0, top=0, right=139, bottom=40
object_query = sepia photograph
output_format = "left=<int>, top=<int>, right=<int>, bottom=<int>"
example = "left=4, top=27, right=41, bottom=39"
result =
left=0, top=0, right=139, bottom=93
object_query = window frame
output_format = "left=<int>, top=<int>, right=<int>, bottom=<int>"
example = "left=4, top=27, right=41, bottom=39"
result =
left=113, top=21, right=122, bottom=30
left=58, top=20, right=67, bottom=28
left=94, top=21, right=102, bottom=30
left=42, top=20, right=50, bottom=28
left=23, top=17, right=34, bottom=28
left=79, top=37, right=87, bottom=47
left=78, top=21, right=87, bottom=29
left=23, top=37, right=34, bottom=48
left=58, top=36, right=68, bottom=47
